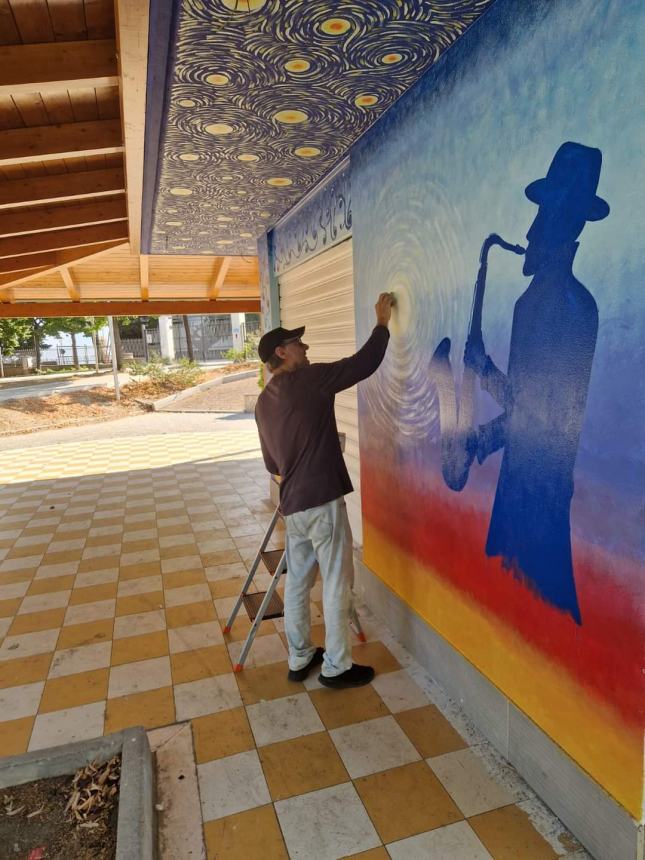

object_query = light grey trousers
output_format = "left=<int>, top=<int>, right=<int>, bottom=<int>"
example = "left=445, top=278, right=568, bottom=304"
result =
left=284, top=497, right=354, bottom=677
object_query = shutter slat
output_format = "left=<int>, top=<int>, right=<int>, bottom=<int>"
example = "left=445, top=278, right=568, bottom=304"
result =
left=279, top=239, right=363, bottom=543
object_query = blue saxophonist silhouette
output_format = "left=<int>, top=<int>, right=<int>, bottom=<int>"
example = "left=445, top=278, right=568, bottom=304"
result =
left=430, top=142, right=610, bottom=624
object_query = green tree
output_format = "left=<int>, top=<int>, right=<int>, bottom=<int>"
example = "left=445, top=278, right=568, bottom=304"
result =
left=29, top=318, right=59, bottom=370
left=0, top=318, right=32, bottom=356
left=46, top=316, right=108, bottom=369
left=113, top=316, right=159, bottom=369
left=0, top=318, right=33, bottom=376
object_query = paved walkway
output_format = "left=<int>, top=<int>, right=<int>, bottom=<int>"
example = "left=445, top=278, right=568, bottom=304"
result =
left=0, top=415, right=587, bottom=859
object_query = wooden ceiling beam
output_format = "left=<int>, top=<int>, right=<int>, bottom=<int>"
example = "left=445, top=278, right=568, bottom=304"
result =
left=0, top=254, right=56, bottom=275
left=207, top=256, right=232, bottom=300
left=0, top=299, right=261, bottom=318
left=0, top=241, right=127, bottom=285
left=140, top=255, right=149, bottom=301
left=0, top=267, right=50, bottom=286
left=0, top=40, right=118, bottom=96
left=0, top=119, right=123, bottom=167
left=0, top=168, right=125, bottom=210
left=0, top=222, right=128, bottom=259
left=0, top=198, right=127, bottom=238
left=60, top=267, right=81, bottom=302
left=55, top=242, right=129, bottom=269
left=115, top=0, right=149, bottom=256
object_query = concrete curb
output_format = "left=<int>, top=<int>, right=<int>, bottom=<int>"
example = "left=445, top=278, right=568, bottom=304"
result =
left=152, top=368, right=257, bottom=411
left=0, top=726, right=156, bottom=860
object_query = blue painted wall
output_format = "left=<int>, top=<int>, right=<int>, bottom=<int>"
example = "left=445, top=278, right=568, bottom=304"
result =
left=349, top=0, right=644, bottom=815
left=354, top=0, right=644, bottom=542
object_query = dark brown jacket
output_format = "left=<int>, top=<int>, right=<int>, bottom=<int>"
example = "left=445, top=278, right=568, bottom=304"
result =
left=255, top=326, right=390, bottom=515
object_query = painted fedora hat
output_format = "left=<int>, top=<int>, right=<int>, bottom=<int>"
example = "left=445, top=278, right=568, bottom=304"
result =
left=525, top=141, right=610, bottom=222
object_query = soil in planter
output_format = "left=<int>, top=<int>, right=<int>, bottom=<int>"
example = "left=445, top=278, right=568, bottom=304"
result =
left=0, top=768, right=119, bottom=860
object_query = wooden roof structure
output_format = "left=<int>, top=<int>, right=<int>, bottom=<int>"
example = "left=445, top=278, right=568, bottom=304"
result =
left=0, top=0, right=259, bottom=318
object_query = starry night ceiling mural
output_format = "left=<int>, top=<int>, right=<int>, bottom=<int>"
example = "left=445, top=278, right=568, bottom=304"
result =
left=145, top=0, right=495, bottom=257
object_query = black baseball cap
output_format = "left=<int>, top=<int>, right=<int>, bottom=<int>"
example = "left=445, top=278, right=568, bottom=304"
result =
left=258, top=326, right=305, bottom=363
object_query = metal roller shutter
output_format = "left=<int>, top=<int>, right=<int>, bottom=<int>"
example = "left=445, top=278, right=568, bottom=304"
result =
left=278, top=239, right=363, bottom=544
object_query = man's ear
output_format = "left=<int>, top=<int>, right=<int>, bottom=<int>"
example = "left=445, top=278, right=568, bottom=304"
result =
left=274, top=345, right=287, bottom=360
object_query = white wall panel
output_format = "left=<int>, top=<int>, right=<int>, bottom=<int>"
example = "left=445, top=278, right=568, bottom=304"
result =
left=278, top=239, right=363, bottom=544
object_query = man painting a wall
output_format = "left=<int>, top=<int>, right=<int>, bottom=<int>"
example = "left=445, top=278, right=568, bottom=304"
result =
left=255, top=293, right=394, bottom=688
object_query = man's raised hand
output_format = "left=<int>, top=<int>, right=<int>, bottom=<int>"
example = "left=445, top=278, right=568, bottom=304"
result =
left=375, top=292, right=395, bottom=327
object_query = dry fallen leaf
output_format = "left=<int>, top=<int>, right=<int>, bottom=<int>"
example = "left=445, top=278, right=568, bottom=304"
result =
left=66, top=755, right=121, bottom=825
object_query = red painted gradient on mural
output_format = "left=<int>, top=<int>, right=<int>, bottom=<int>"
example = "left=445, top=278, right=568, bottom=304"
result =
left=361, top=461, right=644, bottom=730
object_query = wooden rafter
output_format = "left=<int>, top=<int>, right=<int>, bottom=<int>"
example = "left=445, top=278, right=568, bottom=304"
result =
left=115, top=0, right=150, bottom=256
left=0, top=300, right=261, bottom=319
left=60, top=267, right=81, bottom=302
left=208, top=256, right=232, bottom=300
left=0, top=120, right=123, bottom=167
left=0, top=267, right=50, bottom=287
left=0, top=254, right=58, bottom=276
left=0, top=222, right=128, bottom=259
left=0, top=199, right=127, bottom=238
left=0, top=40, right=118, bottom=96
left=140, top=255, right=149, bottom=301
left=0, top=241, right=128, bottom=286
left=0, top=169, right=125, bottom=210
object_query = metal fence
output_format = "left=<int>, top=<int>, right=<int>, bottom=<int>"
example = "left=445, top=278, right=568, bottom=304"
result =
left=123, top=314, right=258, bottom=363
left=173, top=316, right=233, bottom=361
left=0, top=345, right=109, bottom=376
left=120, top=334, right=161, bottom=361
left=245, top=314, right=261, bottom=337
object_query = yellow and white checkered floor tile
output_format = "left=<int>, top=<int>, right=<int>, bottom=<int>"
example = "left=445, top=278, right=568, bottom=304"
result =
left=0, top=429, right=586, bottom=859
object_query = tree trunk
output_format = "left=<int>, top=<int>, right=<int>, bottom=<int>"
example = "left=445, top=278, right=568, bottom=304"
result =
left=182, top=315, right=194, bottom=362
left=70, top=332, right=79, bottom=369
left=91, top=330, right=100, bottom=372
left=33, top=328, right=41, bottom=371
left=112, top=320, right=125, bottom=370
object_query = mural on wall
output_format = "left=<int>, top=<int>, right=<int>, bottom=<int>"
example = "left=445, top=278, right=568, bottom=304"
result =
left=272, top=161, right=352, bottom=275
left=144, top=0, right=494, bottom=256
left=352, top=0, right=644, bottom=819
left=430, top=143, right=608, bottom=624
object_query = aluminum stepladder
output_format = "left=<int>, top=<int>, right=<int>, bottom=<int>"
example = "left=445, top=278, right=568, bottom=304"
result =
left=224, top=473, right=366, bottom=673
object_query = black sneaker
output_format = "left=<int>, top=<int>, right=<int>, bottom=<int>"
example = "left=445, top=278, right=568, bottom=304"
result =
left=287, top=647, right=324, bottom=682
left=318, top=663, right=375, bottom=689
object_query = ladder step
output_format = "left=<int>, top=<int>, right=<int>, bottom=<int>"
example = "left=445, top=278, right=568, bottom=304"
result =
left=243, top=591, right=284, bottom=621
left=260, top=549, right=285, bottom=576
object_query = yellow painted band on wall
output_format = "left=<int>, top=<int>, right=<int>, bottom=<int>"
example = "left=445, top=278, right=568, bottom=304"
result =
left=363, top=522, right=643, bottom=819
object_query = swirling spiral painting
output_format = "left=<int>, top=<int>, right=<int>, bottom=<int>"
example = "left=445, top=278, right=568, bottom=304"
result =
left=146, top=0, right=494, bottom=255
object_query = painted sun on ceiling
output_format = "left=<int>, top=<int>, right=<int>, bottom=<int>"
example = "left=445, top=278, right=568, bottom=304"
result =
left=150, top=0, right=494, bottom=256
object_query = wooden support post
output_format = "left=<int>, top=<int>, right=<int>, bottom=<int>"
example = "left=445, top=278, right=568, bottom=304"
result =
left=208, top=256, right=232, bottom=300
left=140, top=255, right=149, bottom=301
left=60, top=267, right=81, bottom=302
left=115, top=0, right=150, bottom=255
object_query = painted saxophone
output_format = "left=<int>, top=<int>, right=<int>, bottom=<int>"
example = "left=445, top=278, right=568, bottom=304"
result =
left=429, top=234, right=525, bottom=491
